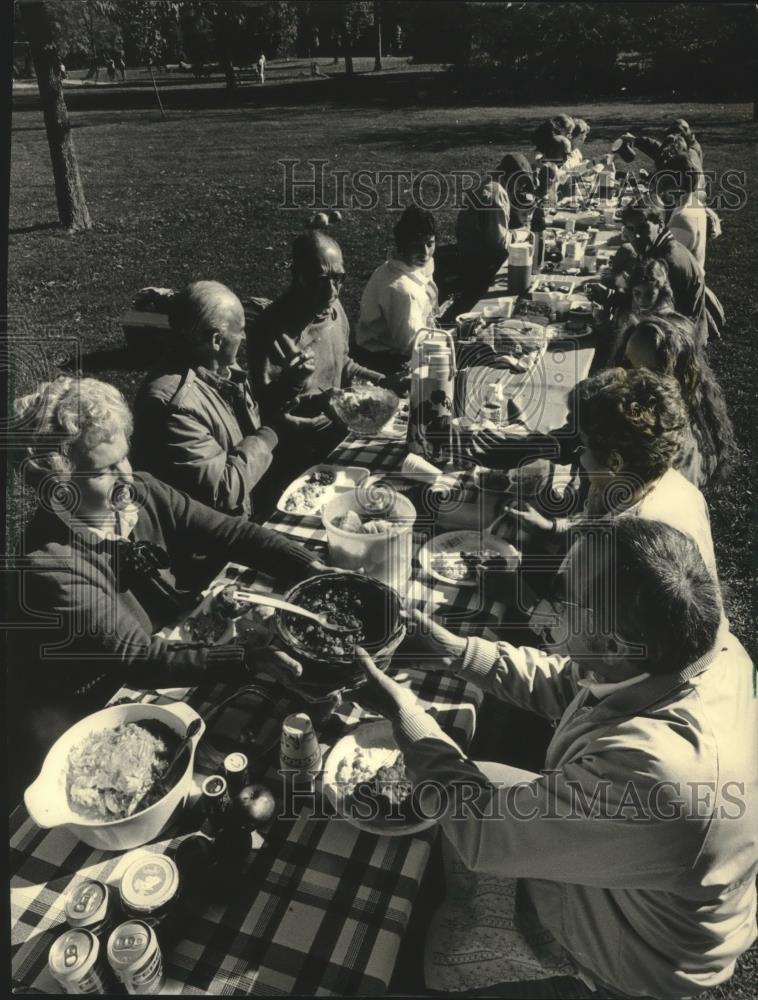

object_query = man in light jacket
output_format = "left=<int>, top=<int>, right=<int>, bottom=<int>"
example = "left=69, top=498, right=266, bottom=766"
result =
left=353, top=517, right=757, bottom=998
left=132, top=280, right=278, bottom=521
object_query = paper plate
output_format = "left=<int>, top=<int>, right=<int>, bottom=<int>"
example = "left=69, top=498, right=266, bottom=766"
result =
left=418, top=531, right=520, bottom=588
left=322, top=721, right=435, bottom=837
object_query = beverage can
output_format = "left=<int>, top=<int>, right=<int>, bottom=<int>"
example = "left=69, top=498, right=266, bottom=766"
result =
left=49, top=928, right=113, bottom=994
left=119, top=853, right=180, bottom=929
left=64, top=879, right=114, bottom=937
left=224, top=752, right=250, bottom=793
left=201, top=774, right=233, bottom=832
left=107, top=919, right=165, bottom=994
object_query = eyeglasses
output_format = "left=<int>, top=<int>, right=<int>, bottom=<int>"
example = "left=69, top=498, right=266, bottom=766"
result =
left=312, top=271, right=346, bottom=288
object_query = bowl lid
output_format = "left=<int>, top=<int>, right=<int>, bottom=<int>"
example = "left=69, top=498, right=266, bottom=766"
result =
left=48, top=929, right=99, bottom=980
left=119, top=854, right=179, bottom=912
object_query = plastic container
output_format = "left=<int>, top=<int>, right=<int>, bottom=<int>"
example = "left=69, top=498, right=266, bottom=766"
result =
left=407, top=330, right=457, bottom=464
left=322, top=487, right=416, bottom=589
left=507, top=241, right=533, bottom=294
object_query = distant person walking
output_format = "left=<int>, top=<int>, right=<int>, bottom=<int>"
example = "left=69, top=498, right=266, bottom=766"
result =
left=106, top=57, right=116, bottom=83
left=114, top=51, right=126, bottom=81
left=257, top=52, right=266, bottom=84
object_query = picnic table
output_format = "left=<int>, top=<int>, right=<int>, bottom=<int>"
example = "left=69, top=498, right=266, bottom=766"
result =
left=10, top=205, right=621, bottom=996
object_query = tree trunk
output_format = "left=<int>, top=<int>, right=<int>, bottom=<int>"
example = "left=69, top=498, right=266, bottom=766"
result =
left=19, top=0, right=91, bottom=231
left=343, top=29, right=354, bottom=75
left=212, top=15, right=237, bottom=90
left=373, top=0, right=382, bottom=71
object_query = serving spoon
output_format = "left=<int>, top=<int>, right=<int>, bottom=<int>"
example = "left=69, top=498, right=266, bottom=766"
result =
left=233, top=589, right=362, bottom=635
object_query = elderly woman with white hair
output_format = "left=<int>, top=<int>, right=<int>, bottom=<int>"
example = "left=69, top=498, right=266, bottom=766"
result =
left=9, top=376, right=325, bottom=785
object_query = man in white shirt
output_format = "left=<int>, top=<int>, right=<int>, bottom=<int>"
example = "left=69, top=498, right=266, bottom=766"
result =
left=355, top=206, right=438, bottom=374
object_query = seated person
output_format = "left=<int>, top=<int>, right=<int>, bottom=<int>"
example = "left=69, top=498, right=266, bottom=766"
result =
left=132, top=280, right=278, bottom=519
left=496, top=368, right=720, bottom=586
left=247, top=230, right=384, bottom=475
left=354, top=206, right=438, bottom=374
left=650, top=152, right=708, bottom=267
left=353, top=517, right=756, bottom=998
left=621, top=315, right=737, bottom=488
left=587, top=200, right=707, bottom=347
left=455, top=152, right=535, bottom=299
left=9, top=376, right=324, bottom=789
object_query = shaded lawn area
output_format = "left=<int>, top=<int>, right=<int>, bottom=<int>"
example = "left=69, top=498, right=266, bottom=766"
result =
left=7, top=97, right=758, bottom=996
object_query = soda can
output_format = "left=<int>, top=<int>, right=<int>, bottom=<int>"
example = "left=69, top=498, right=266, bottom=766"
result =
left=107, top=919, right=165, bottom=994
left=49, top=928, right=113, bottom=994
left=64, top=879, right=114, bottom=938
left=119, top=853, right=180, bottom=932
left=201, top=774, right=233, bottom=831
left=223, top=752, right=250, bottom=794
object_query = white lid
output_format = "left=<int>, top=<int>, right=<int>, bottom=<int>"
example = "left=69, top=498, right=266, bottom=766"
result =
left=119, top=854, right=179, bottom=913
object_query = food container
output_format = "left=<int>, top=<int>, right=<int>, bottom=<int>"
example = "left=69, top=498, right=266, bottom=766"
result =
left=330, top=384, right=400, bottom=435
left=275, top=571, right=405, bottom=692
left=107, top=920, right=165, bottom=995
left=280, top=713, right=322, bottom=777
left=49, top=928, right=115, bottom=995
left=507, top=242, right=534, bottom=294
left=322, top=487, right=416, bottom=589
left=24, top=702, right=204, bottom=851
left=455, top=312, right=483, bottom=340
left=119, top=853, right=180, bottom=932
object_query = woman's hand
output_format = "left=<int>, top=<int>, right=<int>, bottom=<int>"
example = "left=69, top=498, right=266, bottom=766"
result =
left=304, top=558, right=331, bottom=577
left=490, top=503, right=554, bottom=547
left=347, top=647, right=420, bottom=719
left=400, top=609, right=466, bottom=669
left=245, top=646, right=302, bottom=684
left=584, top=282, right=611, bottom=305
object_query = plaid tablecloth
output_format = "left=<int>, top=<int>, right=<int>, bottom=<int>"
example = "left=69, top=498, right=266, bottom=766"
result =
left=10, top=240, right=604, bottom=993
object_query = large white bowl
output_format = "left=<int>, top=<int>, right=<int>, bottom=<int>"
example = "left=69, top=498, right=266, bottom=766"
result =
left=24, top=701, right=204, bottom=852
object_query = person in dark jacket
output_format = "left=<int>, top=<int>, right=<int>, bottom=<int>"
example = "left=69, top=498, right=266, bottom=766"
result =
left=587, top=201, right=707, bottom=347
left=247, top=230, right=385, bottom=478
left=132, top=281, right=278, bottom=520
left=9, top=376, right=326, bottom=798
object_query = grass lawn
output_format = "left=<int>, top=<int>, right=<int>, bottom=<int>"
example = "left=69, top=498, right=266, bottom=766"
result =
left=8, top=88, right=758, bottom=995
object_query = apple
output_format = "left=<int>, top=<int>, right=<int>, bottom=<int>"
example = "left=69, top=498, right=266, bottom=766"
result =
left=234, top=783, right=276, bottom=829
left=310, top=211, right=330, bottom=229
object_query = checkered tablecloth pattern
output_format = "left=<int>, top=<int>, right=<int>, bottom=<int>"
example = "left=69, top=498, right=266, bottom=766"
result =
left=10, top=236, right=605, bottom=993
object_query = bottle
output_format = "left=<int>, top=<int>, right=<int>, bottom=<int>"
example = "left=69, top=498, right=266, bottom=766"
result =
left=507, top=239, right=534, bottom=295
left=223, top=752, right=250, bottom=795
left=597, top=153, right=616, bottom=201
left=479, top=382, right=505, bottom=429
left=407, top=330, right=456, bottom=462
left=531, top=205, right=546, bottom=274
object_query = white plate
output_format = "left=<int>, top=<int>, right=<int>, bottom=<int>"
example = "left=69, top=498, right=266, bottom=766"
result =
left=277, top=464, right=370, bottom=520
left=166, top=583, right=275, bottom=647
left=418, top=530, right=520, bottom=588
left=322, top=721, right=435, bottom=837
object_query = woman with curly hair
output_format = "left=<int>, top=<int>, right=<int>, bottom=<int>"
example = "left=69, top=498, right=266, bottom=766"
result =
left=9, top=376, right=326, bottom=791
left=621, top=314, right=737, bottom=487
left=495, top=367, right=719, bottom=583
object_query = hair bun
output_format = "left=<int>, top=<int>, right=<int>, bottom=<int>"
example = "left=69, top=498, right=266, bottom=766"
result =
left=308, top=212, right=331, bottom=230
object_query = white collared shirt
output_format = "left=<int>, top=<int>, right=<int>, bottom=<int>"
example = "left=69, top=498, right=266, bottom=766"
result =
left=356, top=256, right=438, bottom=356
left=576, top=669, right=651, bottom=699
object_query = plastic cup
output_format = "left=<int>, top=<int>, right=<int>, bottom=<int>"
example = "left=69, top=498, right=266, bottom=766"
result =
left=322, top=488, right=416, bottom=589
left=401, top=453, right=443, bottom=479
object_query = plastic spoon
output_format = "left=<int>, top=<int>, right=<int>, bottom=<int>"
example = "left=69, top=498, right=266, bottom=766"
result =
left=233, top=590, right=361, bottom=635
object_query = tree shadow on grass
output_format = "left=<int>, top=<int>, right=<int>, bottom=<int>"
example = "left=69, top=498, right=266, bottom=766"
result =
left=8, top=221, right=61, bottom=236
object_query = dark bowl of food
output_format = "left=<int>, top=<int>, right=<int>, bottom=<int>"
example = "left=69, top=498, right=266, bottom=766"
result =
left=275, top=571, right=406, bottom=691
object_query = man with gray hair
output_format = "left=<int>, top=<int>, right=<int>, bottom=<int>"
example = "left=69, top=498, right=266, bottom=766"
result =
left=132, top=280, right=278, bottom=527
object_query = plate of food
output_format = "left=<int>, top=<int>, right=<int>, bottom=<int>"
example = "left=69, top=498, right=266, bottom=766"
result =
left=277, top=465, right=370, bottom=521
left=322, top=721, right=433, bottom=836
left=477, top=319, right=548, bottom=372
left=419, top=530, right=520, bottom=587
left=169, top=583, right=276, bottom=648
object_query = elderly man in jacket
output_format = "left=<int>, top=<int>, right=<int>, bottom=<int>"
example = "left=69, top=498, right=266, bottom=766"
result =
left=353, top=518, right=757, bottom=999
left=132, top=280, right=278, bottom=518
